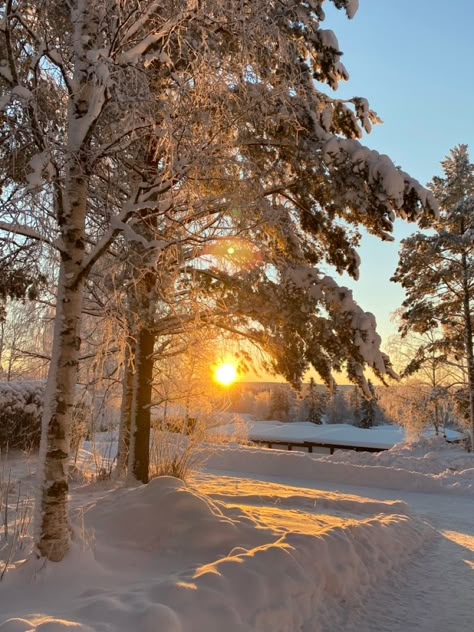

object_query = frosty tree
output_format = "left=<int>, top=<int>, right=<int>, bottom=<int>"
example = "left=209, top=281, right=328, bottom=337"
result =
left=1, top=0, right=437, bottom=561
left=386, top=327, right=461, bottom=436
left=393, top=145, right=474, bottom=448
left=302, top=377, right=326, bottom=424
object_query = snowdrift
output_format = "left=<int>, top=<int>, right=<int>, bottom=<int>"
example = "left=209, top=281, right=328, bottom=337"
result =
left=205, top=439, right=474, bottom=495
left=0, top=476, right=432, bottom=632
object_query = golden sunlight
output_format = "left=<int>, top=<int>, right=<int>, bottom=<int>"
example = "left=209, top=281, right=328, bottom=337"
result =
left=214, top=362, right=238, bottom=386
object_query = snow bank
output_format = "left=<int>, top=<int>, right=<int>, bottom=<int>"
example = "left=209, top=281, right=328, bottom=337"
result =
left=86, top=476, right=253, bottom=562
left=0, top=476, right=432, bottom=632
left=187, top=514, right=430, bottom=632
left=205, top=441, right=474, bottom=495
left=325, top=435, right=474, bottom=474
left=195, top=477, right=409, bottom=518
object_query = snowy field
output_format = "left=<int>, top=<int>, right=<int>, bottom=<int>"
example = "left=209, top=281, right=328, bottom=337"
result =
left=0, top=431, right=473, bottom=632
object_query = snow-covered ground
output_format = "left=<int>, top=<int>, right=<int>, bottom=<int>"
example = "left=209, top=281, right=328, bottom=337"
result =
left=0, top=431, right=472, bottom=631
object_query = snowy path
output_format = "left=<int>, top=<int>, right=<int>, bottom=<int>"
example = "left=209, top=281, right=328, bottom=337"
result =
left=343, top=531, right=473, bottom=632
left=340, top=489, right=474, bottom=632
left=201, top=469, right=473, bottom=632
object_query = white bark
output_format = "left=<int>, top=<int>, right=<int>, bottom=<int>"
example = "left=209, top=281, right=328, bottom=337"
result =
left=35, top=0, right=99, bottom=561
left=36, top=268, right=85, bottom=560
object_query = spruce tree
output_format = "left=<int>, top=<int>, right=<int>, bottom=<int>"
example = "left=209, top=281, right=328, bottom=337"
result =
left=304, top=377, right=326, bottom=424
left=268, top=386, right=290, bottom=421
left=350, top=386, right=362, bottom=426
left=359, top=379, right=377, bottom=428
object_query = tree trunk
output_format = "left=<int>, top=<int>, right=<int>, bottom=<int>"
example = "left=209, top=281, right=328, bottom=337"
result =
left=129, top=327, right=156, bottom=483
left=0, top=320, right=4, bottom=375
left=36, top=265, right=85, bottom=561
left=433, top=401, right=439, bottom=437
left=461, top=254, right=474, bottom=450
left=34, top=1, right=100, bottom=560
left=115, top=338, right=135, bottom=477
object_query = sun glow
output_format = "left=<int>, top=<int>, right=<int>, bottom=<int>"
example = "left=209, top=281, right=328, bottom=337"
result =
left=214, top=362, right=238, bottom=386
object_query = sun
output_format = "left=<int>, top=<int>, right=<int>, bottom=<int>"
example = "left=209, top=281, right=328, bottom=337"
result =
left=214, top=362, right=238, bottom=386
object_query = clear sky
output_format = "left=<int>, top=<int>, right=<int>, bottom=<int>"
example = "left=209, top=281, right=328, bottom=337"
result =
left=323, top=0, right=474, bottom=346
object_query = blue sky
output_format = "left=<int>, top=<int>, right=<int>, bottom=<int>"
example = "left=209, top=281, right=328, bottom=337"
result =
left=324, top=0, right=474, bottom=344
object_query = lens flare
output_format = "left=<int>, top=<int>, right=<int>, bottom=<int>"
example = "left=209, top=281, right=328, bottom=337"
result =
left=214, top=363, right=238, bottom=386
left=203, top=238, right=262, bottom=271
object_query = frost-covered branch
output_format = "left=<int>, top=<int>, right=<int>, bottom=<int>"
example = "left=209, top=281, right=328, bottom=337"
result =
left=0, top=221, right=56, bottom=249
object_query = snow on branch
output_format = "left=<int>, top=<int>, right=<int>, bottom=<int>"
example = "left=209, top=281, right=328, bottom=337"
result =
left=323, top=137, right=438, bottom=217
left=117, top=8, right=195, bottom=65
left=26, top=152, right=54, bottom=189
left=0, top=220, right=56, bottom=249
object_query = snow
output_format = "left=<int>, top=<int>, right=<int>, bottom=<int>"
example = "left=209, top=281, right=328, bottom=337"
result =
left=318, top=29, right=339, bottom=51
left=345, top=0, right=359, bottom=20
left=26, top=153, right=49, bottom=189
left=1, top=430, right=473, bottom=631
left=12, top=86, right=33, bottom=101
left=323, top=138, right=438, bottom=218
left=205, top=440, right=474, bottom=496
left=214, top=418, right=464, bottom=450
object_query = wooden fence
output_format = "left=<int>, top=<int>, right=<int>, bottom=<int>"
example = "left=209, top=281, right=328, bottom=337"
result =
left=249, top=438, right=387, bottom=455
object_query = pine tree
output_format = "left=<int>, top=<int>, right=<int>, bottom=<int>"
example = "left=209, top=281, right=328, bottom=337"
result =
left=1, top=0, right=437, bottom=559
left=393, top=145, right=474, bottom=448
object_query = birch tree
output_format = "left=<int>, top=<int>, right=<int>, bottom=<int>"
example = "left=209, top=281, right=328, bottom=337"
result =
left=386, top=328, right=462, bottom=436
left=0, top=0, right=232, bottom=560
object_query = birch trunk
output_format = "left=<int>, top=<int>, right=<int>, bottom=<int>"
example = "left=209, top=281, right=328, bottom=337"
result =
left=35, top=0, right=97, bottom=560
left=36, top=146, right=88, bottom=562
left=36, top=182, right=87, bottom=560
left=36, top=271, right=85, bottom=560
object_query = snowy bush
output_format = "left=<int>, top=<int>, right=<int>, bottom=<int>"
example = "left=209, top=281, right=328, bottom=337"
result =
left=0, top=381, right=89, bottom=452
left=0, top=381, right=43, bottom=450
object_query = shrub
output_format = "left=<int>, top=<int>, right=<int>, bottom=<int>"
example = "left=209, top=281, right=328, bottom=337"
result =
left=0, top=381, right=43, bottom=450
left=0, top=381, right=89, bottom=452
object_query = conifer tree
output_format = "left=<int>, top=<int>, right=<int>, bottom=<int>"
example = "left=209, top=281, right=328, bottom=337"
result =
left=393, top=145, right=474, bottom=448
left=303, top=377, right=326, bottom=424
left=350, top=385, right=362, bottom=426
left=268, top=386, right=290, bottom=421
left=359, top=379, right=376, bottom=428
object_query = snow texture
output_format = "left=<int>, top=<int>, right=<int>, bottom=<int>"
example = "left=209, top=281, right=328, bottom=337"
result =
left=0, top=475, right=432, bottom=632
left=0, top=381, right=44, bottom=436
left=1, top=428, right=473, bottom=631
